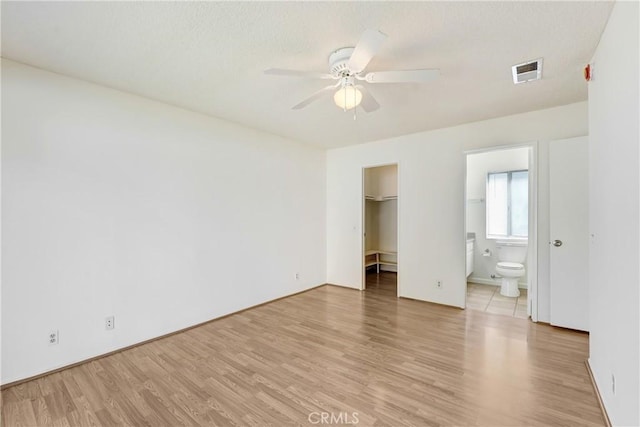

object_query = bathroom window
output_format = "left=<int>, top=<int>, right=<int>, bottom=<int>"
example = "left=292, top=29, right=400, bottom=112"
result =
left=486, top=170, right=528, bottom=238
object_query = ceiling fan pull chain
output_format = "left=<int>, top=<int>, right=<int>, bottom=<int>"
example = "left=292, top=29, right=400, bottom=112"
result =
left=343, top=86, right=347, bottom=112
left=353, top=87, right=357, bottom=120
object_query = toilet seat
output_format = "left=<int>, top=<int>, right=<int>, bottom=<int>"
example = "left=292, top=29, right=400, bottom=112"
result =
left=497, top=261, right=524, bottom=271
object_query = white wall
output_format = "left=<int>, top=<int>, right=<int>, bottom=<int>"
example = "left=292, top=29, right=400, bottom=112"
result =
left=587, top=2, right=640, bottom=425
left=466, top=148, right=530, bottom=286
left=327, top=102, right=588, bottom=309
left=1, top=60, right=327, bottom=384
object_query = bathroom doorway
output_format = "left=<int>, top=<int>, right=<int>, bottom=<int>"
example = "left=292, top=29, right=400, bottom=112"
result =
left=362, top=164, right=399, bottom=297
left=464, top=145, right=537, bottom=320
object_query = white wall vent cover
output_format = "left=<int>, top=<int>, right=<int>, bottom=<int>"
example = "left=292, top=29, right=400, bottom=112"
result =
left=512, top=58, right=543, bottom=84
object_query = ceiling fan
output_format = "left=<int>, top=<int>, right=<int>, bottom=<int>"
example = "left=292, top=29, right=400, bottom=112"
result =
left=265, top=29, right=440, bottom=114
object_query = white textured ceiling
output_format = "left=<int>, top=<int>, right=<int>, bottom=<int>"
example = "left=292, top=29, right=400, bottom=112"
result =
left=1, top=1, right=613, bottom=148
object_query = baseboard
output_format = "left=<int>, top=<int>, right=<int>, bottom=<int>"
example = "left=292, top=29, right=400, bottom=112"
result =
left=325, top=282, right=361, bottom=290
left=399, top=295, right=465, bottom=310
left=585, top=359, right=612, bottom=427
left=467, top=277, right=498, bottom=286
left=1, top=283, right=328, bottom=390
left=468, top=276, right=528, bottom=289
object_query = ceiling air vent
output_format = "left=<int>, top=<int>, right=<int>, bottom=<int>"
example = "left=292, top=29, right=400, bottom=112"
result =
left=512, top=58, right=543, bottom=84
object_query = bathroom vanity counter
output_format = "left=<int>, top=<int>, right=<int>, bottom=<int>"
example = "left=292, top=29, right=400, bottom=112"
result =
left=466, top=237, right=475, bottom=277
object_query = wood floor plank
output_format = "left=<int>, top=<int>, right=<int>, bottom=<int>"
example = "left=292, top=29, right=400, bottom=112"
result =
left=1, top=273, right=604, bottom=426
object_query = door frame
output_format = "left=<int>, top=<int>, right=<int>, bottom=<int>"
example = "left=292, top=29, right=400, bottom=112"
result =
left=463, top=142, right=539, bottom=322
left=361, top=162, right=400, bottom=297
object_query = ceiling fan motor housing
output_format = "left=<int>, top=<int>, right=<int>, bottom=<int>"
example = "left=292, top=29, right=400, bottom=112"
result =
left=329, top=47, right=355, bottom=76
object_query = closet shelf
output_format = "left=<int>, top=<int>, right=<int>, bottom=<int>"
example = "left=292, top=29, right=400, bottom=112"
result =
left=365, top=249, right=396, bottom=256
left=364, top=250, right=398, bottom=273
left=365, top=195, right=397, bottom=202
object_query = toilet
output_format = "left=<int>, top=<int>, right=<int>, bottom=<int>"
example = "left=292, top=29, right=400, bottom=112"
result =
left=495, top=240, right=527, bottom=297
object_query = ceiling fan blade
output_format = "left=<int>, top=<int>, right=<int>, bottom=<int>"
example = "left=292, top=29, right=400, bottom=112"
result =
left=265, top=68, right=334, bottom=79
left=347, top=29, right=387, bottom=74
left=363, top=69, right=440, bottom=83
left=356, top=86, right=380, bottom=113
left=292, top=83, right=340, bottom=110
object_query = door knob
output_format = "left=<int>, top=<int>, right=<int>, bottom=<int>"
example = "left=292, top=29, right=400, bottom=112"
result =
left=552, top=240, right=563, bottom=247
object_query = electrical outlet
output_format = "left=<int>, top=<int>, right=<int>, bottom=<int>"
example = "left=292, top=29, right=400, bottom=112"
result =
left=48, top=330, right=59, bottom=346
left=612, top=374, right=616, bottom=395
left=295, top=273, right=299, bottom=280
left=436, top=280, right=443, bottom=289
left=105, top=316, right=115, bottom=330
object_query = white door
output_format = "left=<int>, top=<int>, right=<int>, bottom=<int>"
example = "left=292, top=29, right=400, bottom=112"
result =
left=549, top=136, right=589, bottom=331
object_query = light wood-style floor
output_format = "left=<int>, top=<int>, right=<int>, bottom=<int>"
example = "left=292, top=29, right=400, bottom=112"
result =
left=2, top=272, right=604, bottom=426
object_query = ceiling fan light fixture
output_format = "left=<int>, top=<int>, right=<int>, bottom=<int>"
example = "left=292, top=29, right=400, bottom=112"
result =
left=334, top=86, right=362, bottom=110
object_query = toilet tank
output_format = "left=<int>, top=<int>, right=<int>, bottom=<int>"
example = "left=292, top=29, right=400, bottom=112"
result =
left=496, top=240, right=528, bottom=262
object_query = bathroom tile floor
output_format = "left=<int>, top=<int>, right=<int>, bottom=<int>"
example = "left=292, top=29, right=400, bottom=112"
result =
left=466, top=282, right=528, bottom=319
